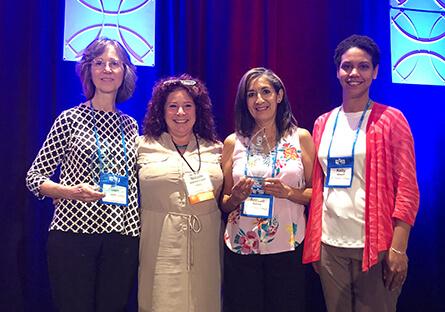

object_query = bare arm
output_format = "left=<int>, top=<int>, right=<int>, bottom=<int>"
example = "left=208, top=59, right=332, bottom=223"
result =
left=383, top=219, right=411, bottom=290
left=220, top=134, right=254, bottom=213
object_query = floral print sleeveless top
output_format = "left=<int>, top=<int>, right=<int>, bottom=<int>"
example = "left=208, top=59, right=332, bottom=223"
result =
left=224, top=130, right=307, bottom=255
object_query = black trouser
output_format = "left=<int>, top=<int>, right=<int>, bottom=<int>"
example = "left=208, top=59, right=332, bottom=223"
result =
left=47, top=230, right=139, bottom=312
left=223, top=244, right=306, bottom=312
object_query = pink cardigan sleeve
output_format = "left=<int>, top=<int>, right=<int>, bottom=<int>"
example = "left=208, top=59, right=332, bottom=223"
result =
left=364, top=104, right=420, bottom=271
left=390, top=110, right=419, bottom=225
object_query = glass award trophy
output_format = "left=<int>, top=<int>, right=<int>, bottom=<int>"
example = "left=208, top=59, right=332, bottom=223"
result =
left=241, top=128, right=274, bottom=218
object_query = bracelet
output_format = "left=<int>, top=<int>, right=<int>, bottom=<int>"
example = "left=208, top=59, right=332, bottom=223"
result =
left=390, top=247, right=406, bottom=255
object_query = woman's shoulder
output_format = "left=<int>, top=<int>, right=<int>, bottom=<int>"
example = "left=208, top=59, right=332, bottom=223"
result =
left=283, top=126, right=309, bottom=138
left=369, top=103, right=408, bottom=127
left=136, top=135, right=171, bottom=159
left=60, top=103, right=86, bottom=114
left=119, top=111, right=138, bottom=125
left=62, top=103, right=104, bottom=119
left=137, top=134, right=160, bottom=146
left=295, top=127, right=312, bottom=145
left=296, top=127, right=311, bottom=138
left=373, top=102, right=403, bottom=116
left=221, top=133, right=239, bottom=156
left=282, top=127, right=311, bottom=147
left=197, top=135, right=222, bottom=146
left=70, top=102, right=92, bottom=113
left=311, top=108, right=337, bottom=135
left=223, top=132, right=247, bottom=149
left=223, top=133, right=237, bottom=146
left=295, top=127, right=315, bottom=157
left=316, top=109, right=336, bottom=123
left=198, top=137, right=223, bottom=155
left=53, top=104, right=88, bottom=123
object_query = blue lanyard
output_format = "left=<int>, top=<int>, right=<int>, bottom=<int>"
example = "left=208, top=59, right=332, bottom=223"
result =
left=89, top=100, right=129, bottom=177
left=327, top=99, right=371, bottom=160
left=244, top=140, right=279, bottom=178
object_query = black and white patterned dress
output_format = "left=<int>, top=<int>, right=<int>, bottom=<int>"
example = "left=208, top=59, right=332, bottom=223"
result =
left=26, top=104, right=140, bottom=236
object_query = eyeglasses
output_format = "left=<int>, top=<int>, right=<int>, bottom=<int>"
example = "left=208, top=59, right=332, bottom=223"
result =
left=162, top=79, right=197, bottom=86
left=91, top=59, right=123, bottom=70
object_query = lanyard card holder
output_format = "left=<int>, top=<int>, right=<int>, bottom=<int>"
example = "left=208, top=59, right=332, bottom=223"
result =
left=99, top=172, right=129, bottom=206
left=325, top=156, right=354, bottom=188
left=183, top=171, right=215, bottom=204
left=241, top=176, right=273, bottom=219
left=241, top=193, right=274, bottom=219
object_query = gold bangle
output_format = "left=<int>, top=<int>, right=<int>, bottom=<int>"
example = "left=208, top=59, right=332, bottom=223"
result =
left=390, top=247, right=406, bottom=255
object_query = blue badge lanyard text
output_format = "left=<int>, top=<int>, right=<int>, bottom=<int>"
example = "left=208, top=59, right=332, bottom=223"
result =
left=89, top=100, right=129, bottom=179
left=326, top=99, right=371, bottom=182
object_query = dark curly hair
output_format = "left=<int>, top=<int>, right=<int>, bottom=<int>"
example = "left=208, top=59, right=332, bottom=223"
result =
left=334, top=34, right=380, bottom=69
left=235, top=67, right=297, bottom=139
left=143, top=74, right=218, bottom=142
left=76, top=37, right=137, bottom=103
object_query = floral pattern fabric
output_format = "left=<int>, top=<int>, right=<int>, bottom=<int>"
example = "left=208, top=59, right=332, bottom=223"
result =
left=224, top=130, right=307, bottom=255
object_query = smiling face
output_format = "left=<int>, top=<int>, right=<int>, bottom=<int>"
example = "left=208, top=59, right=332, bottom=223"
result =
left=91, top=44, right=124, bottom=98
left=164, top=89, right=196, bottom=144
left=337, top=47, right=379, bottom=100
left=246, top=75, right=283, bottom=126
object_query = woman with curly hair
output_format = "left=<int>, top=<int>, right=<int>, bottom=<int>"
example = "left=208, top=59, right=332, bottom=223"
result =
left=137, top=74, right=223, bottom=311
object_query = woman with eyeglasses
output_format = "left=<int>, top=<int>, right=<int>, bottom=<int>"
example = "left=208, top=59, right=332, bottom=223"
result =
left=137, top=74, right=223, bottom=311
left=26, top=38, right=139, bottom=311
left=221, top=67, right=315, bottom=311
left=303, top=35, right=419, bottom=311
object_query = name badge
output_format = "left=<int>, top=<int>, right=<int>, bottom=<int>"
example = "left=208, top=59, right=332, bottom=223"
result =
left=325, top=156, right=353, bottom=188
left=241, top=193, right=273, bottom=218
left=183, top=172, right=215, bottom=204
left=99, top=173, right=129, bottom=206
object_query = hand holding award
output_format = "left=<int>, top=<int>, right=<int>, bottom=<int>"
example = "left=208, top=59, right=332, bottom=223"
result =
left=242, top=128, right=276, bottom=218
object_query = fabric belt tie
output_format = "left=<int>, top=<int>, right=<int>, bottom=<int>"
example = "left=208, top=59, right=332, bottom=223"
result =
left=170, top=212, right=202, bottom=271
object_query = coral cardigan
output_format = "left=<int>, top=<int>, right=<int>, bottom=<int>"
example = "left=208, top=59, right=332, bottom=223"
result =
left=303, top=103, right=420, bottom=271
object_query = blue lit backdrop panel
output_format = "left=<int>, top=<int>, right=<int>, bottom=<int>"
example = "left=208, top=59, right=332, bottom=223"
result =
left=390, top=0, right=445, bottom=86
left=63, top=0, right=155, bottom=66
